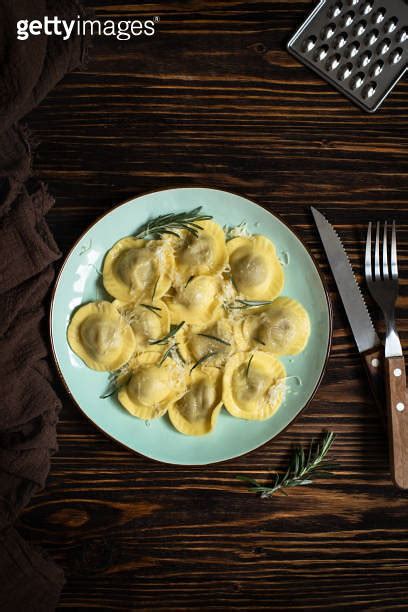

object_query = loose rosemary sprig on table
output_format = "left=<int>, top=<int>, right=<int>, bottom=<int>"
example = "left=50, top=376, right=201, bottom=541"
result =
left=237, top=431, right=337, bottom=498
left=135, top=207, right=213, bottom=239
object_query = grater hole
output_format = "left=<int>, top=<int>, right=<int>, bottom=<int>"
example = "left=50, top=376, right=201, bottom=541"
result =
left=354, top=20, right=367, bottom=36
left=350, top=71, right=365, bottom=89
left=389, top=47, right=403, bottom=64
left=333, top=32, right=348, bottom=48
left=321, top=22, right=337, bottom=40
left=372, top=8, right=386, bottom=24
left=345, top=40, right=360, bottom=57
left=377, top=37, right=391, bottom=55
left=348, top=0, right=359, bottom=5
left=370, top=59, right=384, bottom=76
left=362, top=81, right=377, bottom=99
left=358, top=50, right=372, bottom=67
left=365, top=28, right=379, bottom=45
left=337, top=62, right=353, bottom=80
left=384, top=17, right=398, bottom=34
left=341, top=11, right=355, bottom=27
left=314, top=44, right=329, bottom=61
left=328, top=2, right=343, bottom=18
left=326, top=53, right=341, bottom=71
left=396, top=27, right=407, bottom=43
left=302, top=35, right=317, bottom=52
left=360, top=1, right=373, bottom=16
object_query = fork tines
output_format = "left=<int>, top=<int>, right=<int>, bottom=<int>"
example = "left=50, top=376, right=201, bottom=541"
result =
left=365, top=220, right=398, bottom=283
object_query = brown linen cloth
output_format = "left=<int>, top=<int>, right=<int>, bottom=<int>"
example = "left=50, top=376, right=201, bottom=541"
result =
left=0, top=1, right=88, bottom=609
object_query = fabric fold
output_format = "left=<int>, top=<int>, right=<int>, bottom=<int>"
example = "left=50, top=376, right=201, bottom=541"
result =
left=0, top=1, right=89, bottom=609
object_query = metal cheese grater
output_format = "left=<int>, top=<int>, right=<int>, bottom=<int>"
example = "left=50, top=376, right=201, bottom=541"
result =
left=287, top=0, right=407, bottom=112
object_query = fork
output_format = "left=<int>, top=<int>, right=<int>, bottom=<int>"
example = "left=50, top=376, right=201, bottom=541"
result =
left=365, top=221, right=408, bottom=489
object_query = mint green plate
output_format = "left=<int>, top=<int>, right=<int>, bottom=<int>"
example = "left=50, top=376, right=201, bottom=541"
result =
left=50, top=188, right=332, bottom=465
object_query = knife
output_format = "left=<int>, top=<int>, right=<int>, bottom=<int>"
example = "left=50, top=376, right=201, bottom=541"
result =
left=311, top=207, right=386, bottom=426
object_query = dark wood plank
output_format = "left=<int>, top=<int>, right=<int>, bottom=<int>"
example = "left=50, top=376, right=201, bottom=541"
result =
left=18, top=1, right=408, bottom=609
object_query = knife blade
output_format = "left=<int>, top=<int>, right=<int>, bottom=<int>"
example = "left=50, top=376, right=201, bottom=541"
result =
left=311, top=207, right=385, bottom=424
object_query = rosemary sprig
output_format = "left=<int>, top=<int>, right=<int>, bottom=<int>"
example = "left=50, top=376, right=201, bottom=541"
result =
left=245, top=353, right=254, bottom=379
left=197, top=333, right=231, bottom=347
left=230, top=275, right=239, bottom=292
left=151, top=277, right=159, bottom=301
left=140, top=303, right=162, bottom=319
left=149, top=321, right=185, bottom=346
left=237, top=431, right=337, bottom=498
left=159, top=343, right=177, bottom=367
left=175, top=347, right=186, bottom=365
left=190, top=351, right=220, bottom=373
left=135, top=207, right=213, bottom=240
left=100, top=372, right=131, bottom=399
left=229, top=299, right=274, bottom=310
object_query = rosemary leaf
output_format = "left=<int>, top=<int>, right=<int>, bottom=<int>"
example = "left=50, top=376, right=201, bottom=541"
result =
left=100, top=372, right=131, bottom=399
left=245, top=353, right=254, bottom=379
left=159, top=344, right=177, bottom=367
left=175, top=347, right=186, bottom=365
left=237, top=431, right=337, bottom=498
left=151, top=277, right=159, bottom=301
left=140, top=304, right=162, bottom=319
left=149, top=321, right=185, bottom=346
left=100, top=388, right=118, bottom=400
left=190, top=351, right=219, bottom=373
left=197, top=333, right=231, bottom=347
left=185, top=275, right=195, bottom=288
left=229, top=299, right=274, bottom=310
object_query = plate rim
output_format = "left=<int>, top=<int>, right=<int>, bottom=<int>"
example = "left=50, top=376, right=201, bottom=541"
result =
left=49, top=186, right=333, bottom=465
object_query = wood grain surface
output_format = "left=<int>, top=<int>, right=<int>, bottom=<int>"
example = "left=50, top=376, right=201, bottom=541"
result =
left=18, top=1, right=408, bottom=609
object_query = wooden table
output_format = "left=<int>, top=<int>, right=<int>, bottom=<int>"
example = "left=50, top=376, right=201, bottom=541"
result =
left=19, top=1, right=408, bottom=609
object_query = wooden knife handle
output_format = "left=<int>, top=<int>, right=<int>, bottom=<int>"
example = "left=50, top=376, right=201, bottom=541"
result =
left=362, top=346, right=386, bottom=429
left=385, top=356, right=408, bottom=490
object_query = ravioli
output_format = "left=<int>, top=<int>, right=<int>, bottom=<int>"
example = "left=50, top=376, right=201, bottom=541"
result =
left=223, top=351, right=286, bottom=420
left=103, top=237, right=174, bottom=302
left=67, top=301, right=136, bottom=371
left=174, top=220, right=227, bottom=283
left=178, top=317, right=236, bottom=367
left=227, top=235, right=284, bottom=301
left=169, top=368, right=223, bottom=435
left=67, top=209, right=311, bottom=436
left=165, top=275, right=223, bottom=325
left=114, top=299, right=170, bottom=353
left=242, top=297, right=311, bottom=355
left=118, top=352, right=187, bottom=419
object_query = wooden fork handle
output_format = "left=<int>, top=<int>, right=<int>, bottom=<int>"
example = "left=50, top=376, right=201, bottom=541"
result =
left=385, top=356, right=408, bottom=490
left=361, top=347, right=386, bottom=429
